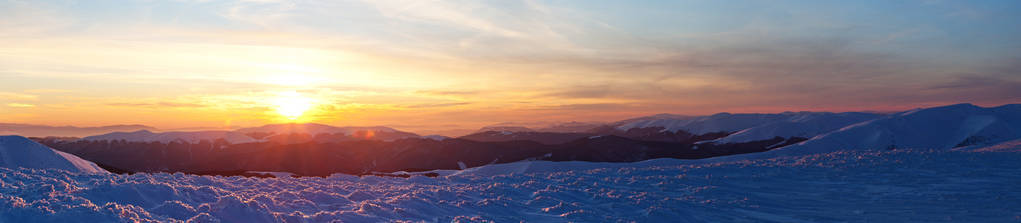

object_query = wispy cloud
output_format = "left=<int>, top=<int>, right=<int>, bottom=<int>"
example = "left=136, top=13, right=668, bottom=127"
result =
left=404, top=102, right=472, bottom=108
left=6, top=103, right=35, bottom=108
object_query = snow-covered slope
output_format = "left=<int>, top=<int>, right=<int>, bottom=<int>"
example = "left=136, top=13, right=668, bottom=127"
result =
left=615, top=111, right=882, bottom=143
left=82, top=130, right=257, bottom=144
left=0, top=135, right=108, bottom=173
left=713, top=112, right=881, bottom=143
left=753, top=103, right=1021, bottom=157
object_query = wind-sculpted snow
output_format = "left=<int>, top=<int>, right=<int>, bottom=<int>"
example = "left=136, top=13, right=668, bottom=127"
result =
left=2, top=150, right=1020, bottom=222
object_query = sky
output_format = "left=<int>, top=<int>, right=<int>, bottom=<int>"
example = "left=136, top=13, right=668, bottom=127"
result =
left=1, top=0, right=1019, bottom=135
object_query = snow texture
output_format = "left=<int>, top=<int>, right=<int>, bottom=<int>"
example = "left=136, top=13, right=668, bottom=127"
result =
left=2, top=149, right=1020, bottom=222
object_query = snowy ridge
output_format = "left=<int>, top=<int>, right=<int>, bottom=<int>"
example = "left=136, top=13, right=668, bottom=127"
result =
left=82, top=130, right=257, bottom=144
left=713, top=112, right=881, bottom=143
left=615, top=112, right=879, bottom=137
left=723, top=103, right=1021, bottom=160
left=0, top=135, right=108, bottom=174
left=615, top=112, right=784, bottom=134
left=1, top=149, right=1019, bottom=222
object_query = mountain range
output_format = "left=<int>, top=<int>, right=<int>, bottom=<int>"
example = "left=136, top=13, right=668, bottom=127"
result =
left=738, top=103, right=1021, bottom=158
left=0, top=123, right=155, bottom=137
left=4, top=103, right=1019, bottom=176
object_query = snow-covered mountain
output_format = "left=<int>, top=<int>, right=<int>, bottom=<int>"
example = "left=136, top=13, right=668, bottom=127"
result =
left=611, top=111, right=883, bottom=145
left=712, top=112, right=882, bottom=143
left=472, top=122, right=605, bottom=135
left=82, top=130, right=257, bottom=144
left=0, top=135, right=108, bottom=173
left=616, top=112, right=871, bottom=136
left=760, top=103, right=1021, bottom=156
left=611, top=113, right=695, bottom=126
left=9, top=103, right=1021, bottom=222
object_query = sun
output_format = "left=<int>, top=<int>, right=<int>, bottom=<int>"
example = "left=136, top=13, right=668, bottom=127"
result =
left=272, top=91, right=314, bottom=120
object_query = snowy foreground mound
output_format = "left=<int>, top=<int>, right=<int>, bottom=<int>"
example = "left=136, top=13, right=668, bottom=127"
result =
left=0, top=136, right=107, bottom=174
left=2, top=150, right=1020, bottom=222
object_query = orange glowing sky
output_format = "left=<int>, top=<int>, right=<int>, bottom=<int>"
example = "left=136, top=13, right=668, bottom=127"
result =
left=1, top=1, right=1019, bottom=136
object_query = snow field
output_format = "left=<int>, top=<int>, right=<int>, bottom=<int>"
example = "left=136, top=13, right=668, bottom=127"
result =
left=2, top=149, right=1020, bottom=222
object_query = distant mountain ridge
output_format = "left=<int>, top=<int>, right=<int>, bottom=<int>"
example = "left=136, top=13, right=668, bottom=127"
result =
left=21, top=103, right=1021, bottom=153
left=81, top=123, right=421, bottom=144
left=459, top=131, right=594, bottom=145
left=461, top=111, right=881, bottom=145
left=83, top=130, right=258, bottom=144
left=235, top=123, right=405, bottom=136
left=29, top=103, right=1021, bottom=177
left=472, top=122, right=607, bottom=135
left=462, top=104, right=1020, bottom=153
left=475, top=126, right=536, bottom=133
left=611, top=111, right=883, bottom=144
left=236, top=123, right=420, bottom=143
left=765, top=103, right=1021, bottom=155
left=0, top=123, right=155, bottom=137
